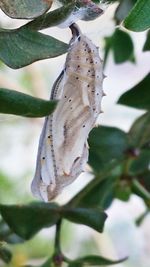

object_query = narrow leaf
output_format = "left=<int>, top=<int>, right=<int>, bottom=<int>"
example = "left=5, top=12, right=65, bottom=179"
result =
left=61, top=207, right=107, bottom=233
left=0, top=203, right=60, bottom=239
left=118, top=74, right=150, bottom=110
left=0, top=28, right=68, bottom=69
left=0, top=0, right=53, bottom=19
left=124, top=0, right=150, bottom=31
left=0, top=88, right=57, bottom=117
left=68, top=255, right=128, bottom=266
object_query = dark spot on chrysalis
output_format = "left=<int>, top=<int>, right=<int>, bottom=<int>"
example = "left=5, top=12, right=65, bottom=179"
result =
left=42, top=157, right=45, bottom=160
left=69, top=99, right=72, bottom=102
left=83, top=125, right=85, bottom=128
left=63, top=124, right=67, bottom=138
left=76, top=77, right=79, bottom=80
left=74, top=157, right=80, bottom=164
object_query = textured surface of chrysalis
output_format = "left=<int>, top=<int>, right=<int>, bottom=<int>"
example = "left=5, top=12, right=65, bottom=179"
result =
left=31, top=24, right=105, bottom=201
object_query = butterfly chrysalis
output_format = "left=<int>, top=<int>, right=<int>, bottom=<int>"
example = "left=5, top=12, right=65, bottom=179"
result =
left=31, top=23, right=106, bottom=201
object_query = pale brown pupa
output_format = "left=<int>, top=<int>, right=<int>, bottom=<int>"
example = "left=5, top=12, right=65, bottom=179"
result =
left=31, top=23, right=105, bottom=201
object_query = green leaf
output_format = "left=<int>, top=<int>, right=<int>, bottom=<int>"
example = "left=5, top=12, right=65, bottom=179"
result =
left=131, top=179, right=150, bottom=204
left=0, top=0, right=53, bottom=19
left=143, top=30, right=150, bottom=51
left=0, top=219, right=24, bottom=244
left=88, top=126, right=128, bottom=173
left=68, top=255, right=128, bottom=266
left=115, top=0, right=137, bottom=23
left=124, top=0, right=150, bottom=32
left=138, top=171, right=150, bottom=192
left=0, top=202, right=60, bottom=239
left=61, top=207, right=107, bottom=233
left=128, top=112, right=150, bottom=147
left=112, top=29, right=134, bottom=63
left=129, top=150, right=150, bottom=175
left=71, top=176, right=116, bottom=209
left=25, top=2, right=76, bottom=31
left=118, top=74, right=150, bottom=110
left=115, top=180, right=131, bottom=202
left=135, top=209, right=149, bottom=226
left=104, top=29, right=134, bottom=65
left=0, top=246, right=12, bottom=263
left=0, top=28, right=68, bottom=69
left=0, top=88, right=57, bottom=117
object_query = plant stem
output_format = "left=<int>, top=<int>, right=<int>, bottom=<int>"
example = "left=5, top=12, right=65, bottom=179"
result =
left=54, top=219, right=62, bottom=254
left=53, top=219, right=63, bottom=267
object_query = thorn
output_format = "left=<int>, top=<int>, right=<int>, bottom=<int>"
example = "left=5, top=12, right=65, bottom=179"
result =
left=102, top=91, right=107, bottom=97
left=100, top=110, right=104, bottom=114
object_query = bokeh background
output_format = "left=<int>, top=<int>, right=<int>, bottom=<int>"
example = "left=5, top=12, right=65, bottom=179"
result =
left=0, top=2, right=150, bottom=267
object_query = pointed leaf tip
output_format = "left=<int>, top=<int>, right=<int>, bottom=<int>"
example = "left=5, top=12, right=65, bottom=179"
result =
left=61, top=207, right=107, bottom=233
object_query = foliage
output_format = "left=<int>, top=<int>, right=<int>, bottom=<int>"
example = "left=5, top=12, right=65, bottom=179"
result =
left=0, top=0, right=150, bottom=266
